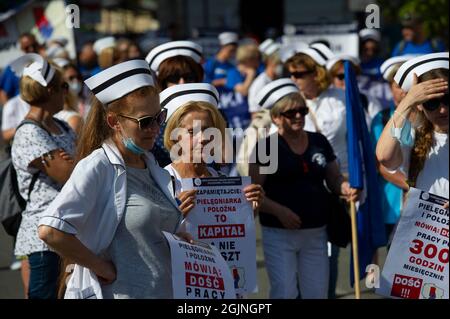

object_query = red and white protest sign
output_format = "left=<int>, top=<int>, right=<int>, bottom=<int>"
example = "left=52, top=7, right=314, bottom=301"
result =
left=181, top=176, right=257, bottom=295
left=162, top=231, right=236, bottom=299
left=377, top=188, right=449, bottom=299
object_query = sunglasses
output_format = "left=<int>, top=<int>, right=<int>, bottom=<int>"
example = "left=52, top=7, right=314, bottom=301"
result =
left=281, top=107, right=309, bottom=119
left=61, top=82, right=69, bottom=91
left=335, top=73, right=345, bottom=80
left=119, top=108, right=167, bottom=130
left=423, top=93, right=449, bottom=111
left=290, top=70, right=314, bottom=79
left=165, top=72, right=198, bottom=84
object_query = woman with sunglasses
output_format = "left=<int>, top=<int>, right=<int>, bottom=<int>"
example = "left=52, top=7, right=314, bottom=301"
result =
left=249, top=79, right=358, bottom=299
left=38, top=60, right=189, bottom=299
left=376, top=52, right=449, bottom=202
left=9, top=54, right=76, bottom=299
left=326, top=55, right=383, bottom=129
left=145, top=41, right=205, bottom=167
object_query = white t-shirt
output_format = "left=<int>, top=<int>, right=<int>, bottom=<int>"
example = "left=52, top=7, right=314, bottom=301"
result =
left=365, top=95, right=383, bottom=130
left=164, top=164, right=221, bottom=196
left=248, top=72, right=272, bottom=113
left=1, top=96, right=30, bottom=131
left=303, top=88, right=348, bottom=173
left=401, top=131, right=449, bottom=198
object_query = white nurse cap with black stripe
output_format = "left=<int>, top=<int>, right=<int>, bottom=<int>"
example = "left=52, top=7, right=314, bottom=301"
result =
left=219, top=32, right=238, bottom=46
left=298, top=43, right=334, bottom=66
left=10, top=53, right=55, bottom=87
left=394, top=52, right=449, bottom=91
left=145, top=41, right=203, bottom=72
left=326, top=54, right=360, bottom=71
left=160, top=83, right=219, bottom=120
left=259, top=39, right=281, bottom=57
left=84, top=59, right=155, bottom=105
left=380, top=55, right=415, bottom=81
left=255, top=78, right=299, bottom=109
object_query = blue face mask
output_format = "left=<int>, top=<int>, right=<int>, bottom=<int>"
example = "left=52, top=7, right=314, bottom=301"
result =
left=122, top=136, right=146, bottom=155
left=119, top=124, right=146, bottom=155
left=390, top=118, right=414, bottom=147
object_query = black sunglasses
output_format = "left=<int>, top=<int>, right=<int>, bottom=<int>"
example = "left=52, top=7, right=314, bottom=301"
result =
left=281, top=107, right=309, bottom=119
left=290, top=70, right=314, bottom=79
left=335, top=73, right=345, bottom=80
left=119, top=108, right=167, bottom=130
left=423, top=93, right=449, bottom=111
left=61, top=82, right=69, bottom=91
left=165, top=72, right=198, bottom=84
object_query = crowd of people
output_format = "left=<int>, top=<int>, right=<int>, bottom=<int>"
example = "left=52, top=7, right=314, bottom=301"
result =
left=0, top=9, right=448, bottom=299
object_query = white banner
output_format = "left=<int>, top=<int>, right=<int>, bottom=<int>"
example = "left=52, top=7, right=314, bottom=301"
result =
left=181, top=176, right=257, bottom=295
left=377, top=188, right=449, bottom=299
left=162, top=231, right=236, bottom=299
left=282, top=33, right=359, bottom=57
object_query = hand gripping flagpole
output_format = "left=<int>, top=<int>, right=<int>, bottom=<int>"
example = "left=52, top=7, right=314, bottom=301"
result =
left=350, top=201, right=361, bottom=299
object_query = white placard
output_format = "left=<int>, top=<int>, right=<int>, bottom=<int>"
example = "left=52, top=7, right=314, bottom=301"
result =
left=282, top=33, right=359, bottom=57
left=181, top=176, right=257, bottom=295
left=163, top=231, right=236, bottom=299
left=377, top=188, right=449, bottom=299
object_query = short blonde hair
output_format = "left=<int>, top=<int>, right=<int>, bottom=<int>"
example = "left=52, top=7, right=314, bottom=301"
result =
left=271, top=92, right=307, bottom=118
left=285, top=53, right=330, bottom=93
left=164, top=101, right=227, bottom=152
left=19, top=64, right=63, bottom=105
left=236, top=44, right=260, bottom=63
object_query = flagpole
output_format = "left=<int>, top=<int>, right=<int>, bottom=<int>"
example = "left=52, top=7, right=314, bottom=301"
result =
left=350, top=200, right=361, bottom=299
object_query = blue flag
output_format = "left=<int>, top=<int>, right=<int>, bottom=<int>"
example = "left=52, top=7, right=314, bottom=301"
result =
left=344, top=61, right=387, bottom=286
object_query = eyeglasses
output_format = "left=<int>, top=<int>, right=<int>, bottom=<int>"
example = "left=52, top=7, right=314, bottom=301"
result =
left=335, top=73, right=345, bottom=81
left=290, top=70, right=314, bottom=79
left=118, top=108, right=167, bottom=130
left=423, top=93, right=449, bottom=111
left=165, top=72, right=198, bottom=84
left=280, top=107, right=309, bottom=119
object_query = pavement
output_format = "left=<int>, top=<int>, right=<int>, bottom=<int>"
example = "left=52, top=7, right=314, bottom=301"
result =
left=0, top=215, right=386, bottom=299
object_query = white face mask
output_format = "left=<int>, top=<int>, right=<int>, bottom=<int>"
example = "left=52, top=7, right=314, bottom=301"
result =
left=275, top=64, right=284, bottom=78
left=69, top=80, right=82, bottom=95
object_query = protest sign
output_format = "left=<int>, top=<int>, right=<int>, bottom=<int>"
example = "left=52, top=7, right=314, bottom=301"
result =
left=163, top=231, right=236, bottom=299
left=377, top=188, right=449, bottom=299
left=181, top=176, right=257, bottom=295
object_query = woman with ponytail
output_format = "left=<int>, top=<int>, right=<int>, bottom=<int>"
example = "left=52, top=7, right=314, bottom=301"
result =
left=376, top=52, right=448, bottom=202
left=37, top=60, right=191, bottom=299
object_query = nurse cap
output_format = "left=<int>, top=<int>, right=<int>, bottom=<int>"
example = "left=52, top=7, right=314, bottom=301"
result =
left=84, top=59, right=155, bottom=105
left=279, top=42, right=308, bottom=63
left=326, top=54, right=360, bottom=71
left=297, top=43, right=334, bottom=66
left=380, top=55, right=416, bottom=81
left=93, top=36, right=116, bottom=55
left=359, top=28, right=381, bottom=42
left=218, top=32, right=238, bottom=46
left=259, top=39, right=281, bottom=57
left=255, top=78, right=299, bottom=109
left=52, top=58, right=70, bottom=69
left=145, top=41, right=203, bottom=72
left=160, top=83, right=219, bottom=121
left=10, top=53, right=55, bottom=87
left=394, top=52, right=449, bottom=91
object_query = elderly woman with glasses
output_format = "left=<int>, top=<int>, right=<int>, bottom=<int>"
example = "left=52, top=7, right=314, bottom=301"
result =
left=249, top=78, right=358, bottom=299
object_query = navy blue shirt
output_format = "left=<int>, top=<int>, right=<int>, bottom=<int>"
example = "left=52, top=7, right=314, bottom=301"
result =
left=0, top=65, right=20, bottom=99
left=256, top=132, right=337, bottom=229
